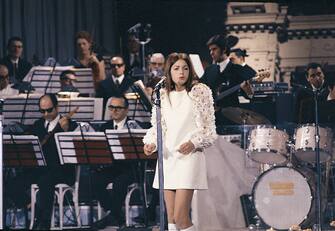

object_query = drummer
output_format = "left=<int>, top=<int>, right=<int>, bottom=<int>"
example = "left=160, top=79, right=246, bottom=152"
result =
left=296, top=63, right=330, bottom=123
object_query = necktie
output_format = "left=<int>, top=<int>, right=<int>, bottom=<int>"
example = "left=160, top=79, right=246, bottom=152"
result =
left=13, top=63, right=18, bottom=78
left=115, top=79, right=120, bottom=88
left=114, top=124, right=118, bottom=130
left=45, top=122, right=50, bottom=132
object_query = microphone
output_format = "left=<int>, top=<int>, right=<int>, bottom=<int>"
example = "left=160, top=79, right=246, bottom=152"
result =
left=128, top=23, right=142, bottom=33
left=154, top=76, right=166, bottom=90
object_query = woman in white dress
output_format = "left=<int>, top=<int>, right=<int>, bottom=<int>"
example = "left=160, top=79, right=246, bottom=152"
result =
left=143, top=53, right=217, bottom=231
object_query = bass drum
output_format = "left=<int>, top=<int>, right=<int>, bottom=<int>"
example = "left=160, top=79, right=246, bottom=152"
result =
left=252, top=166, right=323, bottom=230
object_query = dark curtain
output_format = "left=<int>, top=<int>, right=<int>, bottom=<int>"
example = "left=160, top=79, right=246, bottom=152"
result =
left=0, top=0, right=118, bottom=64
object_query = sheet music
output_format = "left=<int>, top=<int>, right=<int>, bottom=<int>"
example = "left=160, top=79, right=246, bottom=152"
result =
left=55, top=132, right=109, bottom=164
left=23, top=66, right=94, bottom=95
left=105, top=129, right=148, bottom=160
left=3, top=95, right=103, bottom=125
left=189, top=54, right=204, bottom=78
left=3, top=135, right=45, bottom=166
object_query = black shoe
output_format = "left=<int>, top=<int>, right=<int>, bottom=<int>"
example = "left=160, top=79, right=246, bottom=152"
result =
left=91, top=213, right=119, bottom=230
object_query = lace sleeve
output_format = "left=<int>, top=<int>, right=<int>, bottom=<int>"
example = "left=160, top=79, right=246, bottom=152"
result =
left=143, top=90, right=167, bottom=146
left=189, top=83, right=217, bottom=150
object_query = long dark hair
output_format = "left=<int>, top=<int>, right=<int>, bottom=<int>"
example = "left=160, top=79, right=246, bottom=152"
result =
left=164, top=53, right=198, bottom=94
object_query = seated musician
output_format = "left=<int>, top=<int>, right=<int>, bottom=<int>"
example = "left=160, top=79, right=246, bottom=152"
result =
left=300, top=75, right=335, bottom=125
left=96, top=56, right=135, bottom=107
left=4, top=93, right=78, bottom=230
left=0, top=64, right=19, bottom=96
left=297, top=63, right=330, bottom=123
left=92, top=95, right=144, bottom=229
left=59, top=70, right=79, bottom=93
left=31, top=93, right=78, bottom=229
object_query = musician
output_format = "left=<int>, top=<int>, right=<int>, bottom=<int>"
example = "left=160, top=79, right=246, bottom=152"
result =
left=96, top=56, right=135, bottom=107
left=0, top=64, right=19, bottom=96
left=64, top=31, right=105, bottom=89
left=31, top=93, right=78, bottom=229
left=92, top=96, right=142, bottom=229
left=300, top=75, right=335, bottom=124
left=230, top=48, right=257, bottom=79
left=296, top=63, right=329, bottom=123
left=0, top=36, right=32, bottom=84
left=145, top=53, right=166, bottom=96
left=200, top=34, right=256, bottom=125
left=59, top=70, right=79, bottom=93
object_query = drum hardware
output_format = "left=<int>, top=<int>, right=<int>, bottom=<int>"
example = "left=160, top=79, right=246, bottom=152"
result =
left=221, top=107, right=272, bottom=125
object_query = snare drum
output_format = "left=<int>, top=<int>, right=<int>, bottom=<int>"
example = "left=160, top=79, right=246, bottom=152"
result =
left=253, top=166, right=323, bottom=230
left=248, top=126, right=289, bottom=164
left=294, top=124, right=333, bottom=163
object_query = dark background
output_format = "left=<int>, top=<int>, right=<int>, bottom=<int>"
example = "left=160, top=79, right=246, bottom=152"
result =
left=1, top=0, right=335, bottom=64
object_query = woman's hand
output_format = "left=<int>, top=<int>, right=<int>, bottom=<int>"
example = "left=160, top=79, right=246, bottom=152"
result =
left=88, top=55, right=100, bottom=65
left=178, top=141, right=195, bottom=155
left=144, top=143, right=156, bottom=156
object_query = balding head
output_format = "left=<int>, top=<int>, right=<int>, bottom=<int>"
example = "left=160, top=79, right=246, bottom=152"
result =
left=149, top=53, right=165, bottom=72
left=0, top=65, right=9, bottom=77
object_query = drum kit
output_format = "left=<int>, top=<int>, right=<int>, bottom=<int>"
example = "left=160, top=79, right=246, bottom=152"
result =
left=222, top=107, right=335, bottom=230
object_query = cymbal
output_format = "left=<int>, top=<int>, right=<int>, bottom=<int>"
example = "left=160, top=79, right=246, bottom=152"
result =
left=221, top=107, right=271, bottom=125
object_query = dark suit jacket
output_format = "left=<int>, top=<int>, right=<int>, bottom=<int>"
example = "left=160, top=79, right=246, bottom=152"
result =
left=300, top=98, right=335, bottom=125
left=295, top=84, right=329, bottom=123
left=0, top=56, right=32, bottom=83
left=96, top=75, right=135, bottom=106
left=31, top=117, right=78, bottom=167
left=201, top=61, right=256, bottom=108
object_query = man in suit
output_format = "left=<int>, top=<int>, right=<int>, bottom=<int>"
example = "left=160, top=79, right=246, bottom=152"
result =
left=295, top=63, right=329, bottom=123
left=59, top=70, right=79, bottom=93
left=230, top=48, right=257, bottom=78
left=31, top=94, right=78, bottom=229
left=92, top=96, right=142, bottom=229
left=96, top=56, right=135, bottom=107
left=0, top=37, right=32, bottom=84
left=201, top=34, right=256, bottom=125
left=0, top=64, right=19, bottom=96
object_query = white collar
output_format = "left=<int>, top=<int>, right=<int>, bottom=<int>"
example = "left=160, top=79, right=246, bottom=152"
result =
left=112, top=74, right=125, bottom=85
left=44, top=114, right=60, bottom=132
left=217, top=58, right=230, bottom=73
left=114, top=117, right=127, bottom=130
left=311, top=80, right=324, bottom=90
left=11, top=58, right=19, bottom=64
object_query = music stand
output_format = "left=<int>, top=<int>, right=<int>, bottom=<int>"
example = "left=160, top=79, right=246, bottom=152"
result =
left=23, top=66, right=95, bottom=96
left=3, top=135, right=46, bottom=229
left=105, top=129, right=156, bottom=227
left=2, top=95, right=103, bottom=126
left=55, top=131, right=113, bottom=227
left=3, top=135, right=46, bottom=168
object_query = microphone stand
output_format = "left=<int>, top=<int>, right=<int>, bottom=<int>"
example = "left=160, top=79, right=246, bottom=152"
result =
left=292, top=83, right=324, bottom=229
left=153, top=84, right=165, bottom=231
left=45, top=60, right=57, bottom=94
left=313, top=88, right=323, bottom=231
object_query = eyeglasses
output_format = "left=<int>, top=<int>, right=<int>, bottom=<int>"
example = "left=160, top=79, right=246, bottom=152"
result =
left=12, top=45, right=23, bottom=48
left=39, top=107, right=54, bottom=113
left=150, top=62, right=164, bottom=66
left=111, top=64, right=124, bottom=68
left=108, top=105, right=127, bottom=110
left=0, top=75, right=9, bottom=79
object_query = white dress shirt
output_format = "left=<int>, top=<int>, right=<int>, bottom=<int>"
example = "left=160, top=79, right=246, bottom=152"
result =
left=217, top=58, right=230, bottom=73
left=44, top=114, right=60, bottom=132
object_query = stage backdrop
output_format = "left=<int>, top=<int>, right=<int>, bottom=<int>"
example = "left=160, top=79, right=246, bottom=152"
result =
left=0, top=0, right=118, bottom=64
